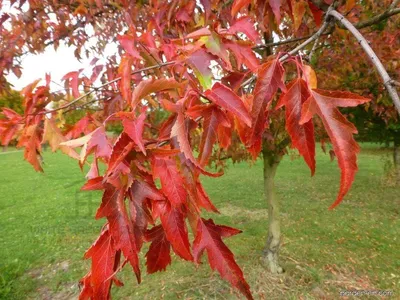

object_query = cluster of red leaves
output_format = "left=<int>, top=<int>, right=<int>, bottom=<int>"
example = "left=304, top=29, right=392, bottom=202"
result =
left=0, top=58, right=369, bottom=299
left=0, top=1, right=373, bottom=299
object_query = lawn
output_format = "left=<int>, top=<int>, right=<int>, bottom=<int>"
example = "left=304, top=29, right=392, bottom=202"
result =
left=0, top=145, right=399, bottom=299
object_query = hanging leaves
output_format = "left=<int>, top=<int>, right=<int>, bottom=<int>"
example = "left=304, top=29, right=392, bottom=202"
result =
left=300, top=89, right=370, bottom=208
left=0, top=1, right=378, bottom=299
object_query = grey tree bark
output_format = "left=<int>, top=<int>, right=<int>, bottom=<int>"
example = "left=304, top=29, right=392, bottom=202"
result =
left=262, top=148, right=283, bottom=274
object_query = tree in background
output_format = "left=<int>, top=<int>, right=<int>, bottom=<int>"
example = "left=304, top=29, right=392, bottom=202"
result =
left=0, top=1, right=399, bottom=299
left=0, top=89, right=23, bottom=114
left=0, top=89, right=23, bottom=150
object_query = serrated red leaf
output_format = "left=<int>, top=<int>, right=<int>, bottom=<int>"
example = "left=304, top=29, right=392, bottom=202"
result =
left=300, top=89, right=370, bottom=208
left=81, top=176, right=104, bottom=191
left=17, top=124, right=43, bottom=172
left=171, top=111, right=222, bottom=177
left=276, top=79, right=315, bottom=175
left=81, top=227, right=118, bottom=300
left=128, top=180, right=163, bottom=251
left=196, top=181, right=219, bottom=213
left=62, top=71, right=80, bottom=98
left=120, top=109, right=147, bottom=154
left=117, top=35, right=142, bottom=60
left=144, top=225, right=172, bottom=274
left=187, top=104, right=231, bottom=167
left=225, top=42, right=259, bottom=71
left=95, top=185, right=141, bottom=282
left=247, top=59, right=286, bottom=158
left=160, top=204, right=193, bottom=261
left=193, top=218, right=252, bottom=299
left=64, top=114, right=93, bottom=139
left=204, top=83, right=251, bottom=127
left=152, top=157, right=187, bottom=206
left=226, top=17, right=260, bottom=44
left=307, top=0, right=324, bottom=26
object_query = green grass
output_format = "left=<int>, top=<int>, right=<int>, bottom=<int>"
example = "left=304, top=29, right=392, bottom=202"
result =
left=0, top=145, right=399, bottom=299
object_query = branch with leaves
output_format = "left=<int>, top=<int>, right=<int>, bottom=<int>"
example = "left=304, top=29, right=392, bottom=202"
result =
left=328, top=9, right=400, bottom=115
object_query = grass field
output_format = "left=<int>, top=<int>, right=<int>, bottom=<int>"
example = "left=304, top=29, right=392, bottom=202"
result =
left=0, top=145, right=399, bottom=299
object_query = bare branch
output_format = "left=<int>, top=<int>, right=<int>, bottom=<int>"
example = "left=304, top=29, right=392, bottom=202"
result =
left=328, top=9, right=400, bottom=115
left=253, top=36, right=312, bottom=50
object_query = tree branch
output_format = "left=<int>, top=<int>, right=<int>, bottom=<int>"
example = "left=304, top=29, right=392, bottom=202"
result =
left=31, top=61, right=175, bottom=115
left=254, top=1, right=400, bottom=51
left=390, top=0, right=400, bottom=10
left=327, top=9, right=400, bottom=115
left=279, top=20, right=331, bottom=62
left=353, top=8, right=400, bottom=29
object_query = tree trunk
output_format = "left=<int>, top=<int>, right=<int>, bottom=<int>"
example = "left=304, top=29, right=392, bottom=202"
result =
left=262, top=149, right=283, bottom=274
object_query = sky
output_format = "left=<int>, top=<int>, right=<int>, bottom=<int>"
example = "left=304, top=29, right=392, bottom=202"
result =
left=6, top=46, right=93, bottom=91
left=3, top=0, right=116, bottom=92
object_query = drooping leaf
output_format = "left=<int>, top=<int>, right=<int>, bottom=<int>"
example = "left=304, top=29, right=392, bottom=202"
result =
left=144, top=225, right=171, bottom=274
left=152, top=157, right=188, bottom=206
left=171, top=111, right=222, bottom=177
left=187, top=104, right=231, bottom=167
left=300, top=89, right=370, bottom=208
left=62, top=71, right=80, bottom=98
left=81, top=227, right=118, bottom=300
left=276, top=79, right=315, bottom=174
left=95, top=185, right=141, bottom=282
left=119, top=108, right=147, bottom=154
left=187, top=48, right=214, bottom=89
left=160, top=204, right=193, bottom=261
left=128, top=180, right=163, bottom=251
left=204, top=82, right=251, bottom=127
left=247, top=59, right=286, bottom=157
left=193, top=218, right=252, bottom=300
left=307, top=0, right=324, bottom=26
left=292, top=0, right=306, bottom=31
left=225, top=41, right=259, bottom=71
left=17, top=124, right=43, bottom=172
